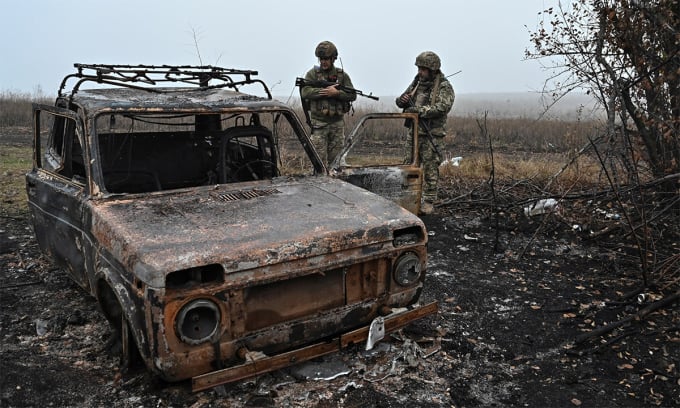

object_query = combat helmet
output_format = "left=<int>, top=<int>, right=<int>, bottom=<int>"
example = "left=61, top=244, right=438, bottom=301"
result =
left=415, top=51, right=441, bottom=71
left=315, top=41, right=338, bottom=59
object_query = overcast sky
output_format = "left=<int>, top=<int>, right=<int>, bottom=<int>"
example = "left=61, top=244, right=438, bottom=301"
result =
left=1, top=0, right=563, bottom=98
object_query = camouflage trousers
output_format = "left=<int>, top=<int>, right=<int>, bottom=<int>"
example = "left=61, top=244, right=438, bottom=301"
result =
left=418, top=134, right=444, bottom=202
left=311, top=118, right=346, bottom=167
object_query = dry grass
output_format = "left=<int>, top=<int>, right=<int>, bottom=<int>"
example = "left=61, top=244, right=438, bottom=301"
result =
left=0, top=145, right=31, bottom=218
left=439, top=151, right=603, bottom=188
left=0, top=91, right=52, bottom=127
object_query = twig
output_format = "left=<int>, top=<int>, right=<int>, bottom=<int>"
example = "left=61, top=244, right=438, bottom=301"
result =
left=476, top=112, right=501, bottom=254
left=544, top=306, right=579, bottom=313
left=0, top=215, right=27, bottom=221
left=0, top=280, right=43, bottom=290
left=567, top=329, right=636, bottom=357
left=574, top=290, right=680, bottom=345
left=544, top=138, right=596, bottom=191
left=189, top=26, right=203, bottom=66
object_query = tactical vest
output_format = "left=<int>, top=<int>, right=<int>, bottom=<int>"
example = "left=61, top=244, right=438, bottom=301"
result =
left=412, top=74, right=448, bottom=137
left=310, top=67, right=351, bottom=121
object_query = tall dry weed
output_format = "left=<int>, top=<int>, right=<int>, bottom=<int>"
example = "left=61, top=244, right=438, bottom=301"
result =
left=0, top=90, right=53, bottom=127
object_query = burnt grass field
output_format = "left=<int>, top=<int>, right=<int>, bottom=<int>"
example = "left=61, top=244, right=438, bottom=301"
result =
left=1, top=127, right=679, bottom=407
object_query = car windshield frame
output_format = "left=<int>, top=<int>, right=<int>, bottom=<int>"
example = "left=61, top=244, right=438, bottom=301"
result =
left=89, top=108, right=325, bottom=196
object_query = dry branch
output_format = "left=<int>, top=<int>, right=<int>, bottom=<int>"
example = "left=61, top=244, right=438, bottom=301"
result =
left=574, top=290, right=680, bottom=345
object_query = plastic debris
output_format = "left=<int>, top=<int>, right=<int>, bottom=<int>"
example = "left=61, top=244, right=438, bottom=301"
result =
left=35, top=319, right=48, bottom=336
left=289, top=357, right=351, bottom=381
left=339, top=381, right=361, bottom=392
left=440, top=156, right=462, bottom=167
left=524, top=198, right=559, bottom=216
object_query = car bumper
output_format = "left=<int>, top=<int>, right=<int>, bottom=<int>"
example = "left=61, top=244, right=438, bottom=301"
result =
left=191, top=301, right=438, bottom=392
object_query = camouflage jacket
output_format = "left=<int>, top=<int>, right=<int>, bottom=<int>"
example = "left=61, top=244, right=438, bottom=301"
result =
left=395, top=72, right=455, bottom=137
left=301, top=66, right=357, bottom=122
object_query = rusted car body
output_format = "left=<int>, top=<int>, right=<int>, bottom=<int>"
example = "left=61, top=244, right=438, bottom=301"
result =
left=26, top=64, right=436, bottom=391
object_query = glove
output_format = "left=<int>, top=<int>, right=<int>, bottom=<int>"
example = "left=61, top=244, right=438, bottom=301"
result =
left=404, top=106, right=419, bottom=114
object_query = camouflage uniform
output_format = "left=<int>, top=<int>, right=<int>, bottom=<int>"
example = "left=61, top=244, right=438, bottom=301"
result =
left=396, top=52, right=455, bottom=207
left=300, top=42, right=357, bottom=167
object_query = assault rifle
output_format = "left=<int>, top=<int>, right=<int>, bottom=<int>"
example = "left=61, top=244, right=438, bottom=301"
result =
left=295, top=77, right=379, bottom=101
left=401, top=80, right=442, bottom=157
left=406, top=104, right=442, bottom=158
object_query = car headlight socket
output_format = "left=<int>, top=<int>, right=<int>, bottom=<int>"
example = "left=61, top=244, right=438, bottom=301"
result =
left=176, top=299, right=221, bottom=345
left=393, top=252, right=423, bottom=286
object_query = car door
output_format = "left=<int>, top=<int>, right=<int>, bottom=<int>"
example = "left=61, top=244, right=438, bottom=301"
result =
left=26, top=105, right=91, bottom=291
left=330, top=113, right=423, bottom=214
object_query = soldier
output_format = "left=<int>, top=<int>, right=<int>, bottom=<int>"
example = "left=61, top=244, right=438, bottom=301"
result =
left=396, top=51, right=455, bottom=215
left=300, top=41, right=357, bottom=167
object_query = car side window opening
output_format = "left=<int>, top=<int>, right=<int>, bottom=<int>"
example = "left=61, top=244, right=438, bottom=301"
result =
left=341, top=117, right=413, bottom=167
left=95, top=112, right=315, bottom=194
left=39, top=111, right=86, bottom=183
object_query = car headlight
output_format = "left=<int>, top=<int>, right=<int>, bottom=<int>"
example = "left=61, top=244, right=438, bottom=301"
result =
left=176, top=299, right=221, bottom=345
left=393, top=252, right=423, bottom=286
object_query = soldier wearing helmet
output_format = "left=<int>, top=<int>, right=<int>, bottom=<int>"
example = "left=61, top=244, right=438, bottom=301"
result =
left=300, top=41, right=357, bottom=167
left=396, top=51, right=455, bottom=215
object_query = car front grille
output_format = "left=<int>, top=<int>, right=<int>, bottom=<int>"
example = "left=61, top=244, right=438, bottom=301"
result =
left=242, top=258, right=388, bottom=331
left=211, top=188, right=281, bottom=202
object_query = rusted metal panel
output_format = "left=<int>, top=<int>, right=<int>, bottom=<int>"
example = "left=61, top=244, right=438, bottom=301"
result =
left=333, top=166, right=423, bottom=214
left=345, top=258, right=387, bottom=303
left=243, top=269, right=345, bottom=331
left=90, top=178, right=418, bottom=288
left=152, top=282, right=430, bottom=382
left=26, top=171, right=90, bottom=291
left=150, top=252, right=424, bottom=378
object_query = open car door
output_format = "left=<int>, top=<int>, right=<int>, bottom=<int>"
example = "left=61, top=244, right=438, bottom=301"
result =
left=330, top=113, right=423, bottom=214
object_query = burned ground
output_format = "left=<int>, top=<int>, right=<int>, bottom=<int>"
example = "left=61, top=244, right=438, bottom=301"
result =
left=1, top=132, right=679, bottom=407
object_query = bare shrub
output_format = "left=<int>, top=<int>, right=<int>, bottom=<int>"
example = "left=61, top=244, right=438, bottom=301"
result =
left=0, top=90, right=53, bottom=127
left=444, top=116, right=597, bottom=153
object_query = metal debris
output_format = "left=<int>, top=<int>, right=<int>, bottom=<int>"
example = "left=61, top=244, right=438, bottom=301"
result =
left=289, top=357, right=351, bottom=381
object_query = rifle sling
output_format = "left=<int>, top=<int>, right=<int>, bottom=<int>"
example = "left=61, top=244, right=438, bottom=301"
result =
left=422, top=73, right=442, bottom=157
left=430, top=73, right=441, bottom=106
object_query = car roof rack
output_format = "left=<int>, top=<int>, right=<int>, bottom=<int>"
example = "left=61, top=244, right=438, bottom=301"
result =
left=59, top=63, right=272, bottom=99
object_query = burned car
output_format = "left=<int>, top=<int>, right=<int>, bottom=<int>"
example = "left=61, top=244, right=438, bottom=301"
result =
left=26, top=64, right=436, bottom=391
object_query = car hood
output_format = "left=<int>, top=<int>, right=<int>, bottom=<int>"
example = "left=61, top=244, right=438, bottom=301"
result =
left=90, top=177, right=423, bottom=287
